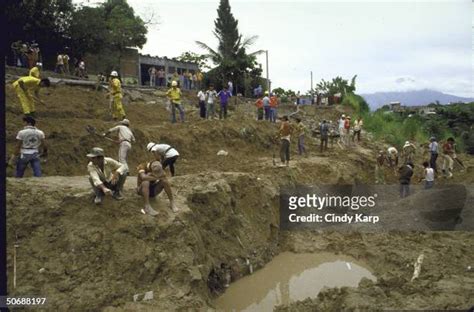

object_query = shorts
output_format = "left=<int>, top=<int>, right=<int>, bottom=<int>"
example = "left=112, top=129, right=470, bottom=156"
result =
left=137, top=181, right=163, bottom=198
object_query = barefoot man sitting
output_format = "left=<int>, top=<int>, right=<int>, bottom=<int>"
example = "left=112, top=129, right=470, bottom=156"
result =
left=136, top=143, right=179, bottom=216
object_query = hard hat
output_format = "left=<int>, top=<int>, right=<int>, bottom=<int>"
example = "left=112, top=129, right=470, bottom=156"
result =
left=171, top=81, right=178, bottom=87
left=110, top=71, right=118, bottom=77
left=341, top=114, right=346, bottom=118
left=119, top=119, right=130, bottom=126
left=264, top=91, right=269, bottom=95
left=147, top=142, right=157, bottom=152
left=36, top=62, right=43, bottom=67
left=405, top=141, right=410, bottom=146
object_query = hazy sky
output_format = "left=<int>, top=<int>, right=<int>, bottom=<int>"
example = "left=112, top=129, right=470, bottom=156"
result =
left=84, top=0, right=473, bottom=97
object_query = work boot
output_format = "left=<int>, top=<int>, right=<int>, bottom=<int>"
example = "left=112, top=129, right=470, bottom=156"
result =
left=94, top=195, right=103, bottom=205
left=112, top=191, right=124, bottom=201
left=144, top=205, right=159, bottom=216
left=170, top=200, right=179, bottom=213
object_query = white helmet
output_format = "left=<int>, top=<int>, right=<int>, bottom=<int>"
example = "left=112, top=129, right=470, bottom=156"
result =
left=147, top=142, right=156, bottom=152
left=110, top=71, right=118, bottom=77
left=171, top=80, right=178, bottom=87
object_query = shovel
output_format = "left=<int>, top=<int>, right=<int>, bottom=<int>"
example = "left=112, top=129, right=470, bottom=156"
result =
left=85, top=125, right=117, bottom=143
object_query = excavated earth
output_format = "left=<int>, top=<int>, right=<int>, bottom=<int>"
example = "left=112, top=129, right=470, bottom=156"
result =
left=5, top=70, right=474, bottom=311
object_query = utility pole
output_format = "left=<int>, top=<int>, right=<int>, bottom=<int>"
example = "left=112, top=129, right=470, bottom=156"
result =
left=266, top=50, right=270, bottom=94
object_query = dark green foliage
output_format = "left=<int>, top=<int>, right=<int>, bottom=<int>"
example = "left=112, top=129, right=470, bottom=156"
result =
left=196, top=0, right=264, bottom=95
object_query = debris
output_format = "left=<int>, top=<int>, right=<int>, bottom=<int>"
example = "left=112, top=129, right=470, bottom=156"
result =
left=236, top=235, right=244, bottom=248
left=217, top=150, right=229, bottom=156
left=143, top=291, right=154, bottom=301
left=411, top=253, right=424, bottom=281
left=38, top=268, right=46, bottom=273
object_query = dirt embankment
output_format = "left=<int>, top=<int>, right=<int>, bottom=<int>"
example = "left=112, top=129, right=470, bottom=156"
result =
left=6, top=172, right=280, bottom=311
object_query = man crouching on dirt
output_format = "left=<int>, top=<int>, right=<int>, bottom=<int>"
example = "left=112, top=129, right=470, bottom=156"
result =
left=87, top=147, right=127, bottom=204
left=136, top=147, right=179, bottom=216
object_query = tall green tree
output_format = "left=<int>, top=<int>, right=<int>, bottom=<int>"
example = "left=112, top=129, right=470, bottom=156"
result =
left=101, top=0, right=147, bottom=62
left=196, top=0, right=263, bottom=93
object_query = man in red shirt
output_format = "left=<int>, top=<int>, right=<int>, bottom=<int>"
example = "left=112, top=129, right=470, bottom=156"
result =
left=255, top=98, right=264, bottom=120
left=344, top=116, right=351, bottom=146
left=442, top=137, right=455, bottom=178
left=270, top=94, right=278, bottom=123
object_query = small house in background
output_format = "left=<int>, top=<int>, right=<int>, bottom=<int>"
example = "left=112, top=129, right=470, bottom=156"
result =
left=389, top=101, right=402, bottom=112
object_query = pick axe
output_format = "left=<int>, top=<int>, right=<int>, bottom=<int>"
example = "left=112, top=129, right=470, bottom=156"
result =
left=85, top=125, right=117, bottom=143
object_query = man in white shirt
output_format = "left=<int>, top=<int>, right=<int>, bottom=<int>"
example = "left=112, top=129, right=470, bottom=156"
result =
left=338, top=114, right=346, bottom=144
left=87, top=147, right=128, bottom=204
left=421, top=161, right=435, bottom=189
left=103, top=119, right=135, bottom=172
left=197, top=89, right=206, bottom=119
left=352, top=117, right=363, bottom=142
left=428, top=137, right=439, bottom=173
left=205, top=85, right=218, bottom=119
left=147, top=142, right=180, bottom=177
left=13, top=116, right=47, bottom=177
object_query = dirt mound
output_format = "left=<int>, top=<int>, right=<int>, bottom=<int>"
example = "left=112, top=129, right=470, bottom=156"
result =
left=6, top=173, right=280, bottom=311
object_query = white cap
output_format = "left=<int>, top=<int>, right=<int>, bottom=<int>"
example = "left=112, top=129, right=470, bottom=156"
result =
left=110, top=71, right=118, bottom=77
left=147, top=142, right=157, bottom=152
left=342, top=114, right=346, bottom=118
left=404, top=141, right=410, bottom=146
left=171, top=80, right=178, bottom=87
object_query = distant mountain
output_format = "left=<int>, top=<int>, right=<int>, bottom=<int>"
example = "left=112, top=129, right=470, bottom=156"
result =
left=360, top=89, right=474, bottom=110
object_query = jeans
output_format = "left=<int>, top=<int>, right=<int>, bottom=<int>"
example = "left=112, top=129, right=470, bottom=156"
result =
left=400, top=183, right=410, bottom=198
left=207, top=103, right=215, bottom=119
left=16, top=153, right=41, bottom=178
left=89, top=174, right=127, bottom=198
left=162, top=155, right=179, bottom=177
left=270, top=108, right=277, bottom=122
left=264, top=106, right=271, bottom=121
left=320, top=136, right=328, bottom=152
left=298, top=135, right=305, bottom=155
left=280, top=139, right=290, bottom=163
left=199, top=100, right=206, bottom=118
left=158, top=77, right=165, bottom=86
left=171, top=102, right=185, bottom=123
left=425, top=181, right=434, bottom=189
left=219, top=103, right=228, bottom=119
left=430, top=153, right=438, bottom=172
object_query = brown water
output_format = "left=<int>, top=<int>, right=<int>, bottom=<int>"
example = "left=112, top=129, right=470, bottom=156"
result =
left=214, top=252, right=375, bottom=312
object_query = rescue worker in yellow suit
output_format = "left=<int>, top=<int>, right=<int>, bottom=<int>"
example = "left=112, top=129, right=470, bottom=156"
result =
left=29, top=62, right=42, bottom=78
left=12, top=76, right=50, bottom=117
left=108, top=71, right=126, bottom=120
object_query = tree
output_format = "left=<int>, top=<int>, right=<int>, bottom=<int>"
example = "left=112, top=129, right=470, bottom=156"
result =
left=196, top=0, right=263, bottom=94
left=174, top=52, right=210, bottom=71
left=68, top=6, right=108, bottom=56
left=102, top=0, right=147, bottom=61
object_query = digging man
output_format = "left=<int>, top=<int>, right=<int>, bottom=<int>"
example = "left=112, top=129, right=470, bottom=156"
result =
left=103, top=118, right=135, bottom=172
left=136, top=146, right=179, bottom=216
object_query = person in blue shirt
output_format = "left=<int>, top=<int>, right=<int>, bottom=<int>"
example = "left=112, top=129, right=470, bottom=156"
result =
left=217, top=86, right=232, bottom=119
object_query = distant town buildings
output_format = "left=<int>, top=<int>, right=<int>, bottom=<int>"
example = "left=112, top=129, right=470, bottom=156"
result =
left=388, top=101, right=436, bottom=115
